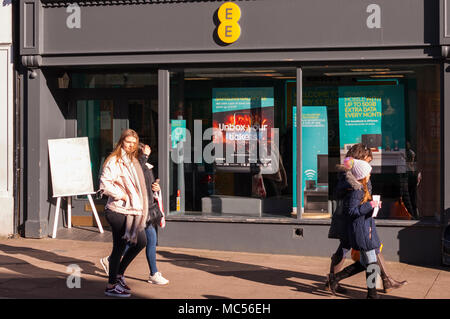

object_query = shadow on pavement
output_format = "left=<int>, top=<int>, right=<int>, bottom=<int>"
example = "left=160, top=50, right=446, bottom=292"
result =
left=0, top=243, right=146, bottom=299
left=0, top=243, right=101, bottom=275
left=158, top=250, right=405, bottom=299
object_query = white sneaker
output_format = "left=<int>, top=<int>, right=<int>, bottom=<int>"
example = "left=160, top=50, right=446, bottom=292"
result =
left=100, top=256, right=109, bottom=276
left=148, top=272, right=169, bottom=285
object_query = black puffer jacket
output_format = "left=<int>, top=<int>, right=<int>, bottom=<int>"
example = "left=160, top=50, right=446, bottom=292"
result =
left=336, top=168, right=380, bottom=252
left=138, top=154, right=161, bottom=227
left=138, top=154, right=156, bottom=204
left=329, top=165, right=373, bottom=247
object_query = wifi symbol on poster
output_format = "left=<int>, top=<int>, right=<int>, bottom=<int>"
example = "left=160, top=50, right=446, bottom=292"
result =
left=304, top=169, right=316, bottom=180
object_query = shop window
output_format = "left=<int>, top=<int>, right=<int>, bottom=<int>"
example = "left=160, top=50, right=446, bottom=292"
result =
left=303, top=64, right=440, bottom=221
left=71, top=72, right=157, bottom=88
left=73, top=72, right=158, bottom=191
left=169, top=68, right=296, bottom=219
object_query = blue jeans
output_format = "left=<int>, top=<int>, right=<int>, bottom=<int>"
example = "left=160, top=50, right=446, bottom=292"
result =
left=359, top=249, right=377, bottom=268
left=145, top=225, right=158, bottom=276
left=121, top=225, right=158, bottom=276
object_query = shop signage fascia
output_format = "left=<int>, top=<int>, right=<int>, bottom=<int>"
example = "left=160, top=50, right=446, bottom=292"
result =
left=20, top=0, right=438, bottom=58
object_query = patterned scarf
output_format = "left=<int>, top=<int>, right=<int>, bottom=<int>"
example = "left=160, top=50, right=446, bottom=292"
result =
left=120, top=151, right=148, bottom=245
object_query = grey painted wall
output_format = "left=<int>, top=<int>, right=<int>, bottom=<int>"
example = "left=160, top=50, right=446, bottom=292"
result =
left=158, top=220, right=443, bottom=266
left=38, top=47, right=441, bottom=67
left=24, top=69, right=67, bottom=238
left=30, top=0, right=439, bottom=55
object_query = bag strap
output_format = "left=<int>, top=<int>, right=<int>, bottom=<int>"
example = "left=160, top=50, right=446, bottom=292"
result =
left=154, top=190, right=166, bottom=228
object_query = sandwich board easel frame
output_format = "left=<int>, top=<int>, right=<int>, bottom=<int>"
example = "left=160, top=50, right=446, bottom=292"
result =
left=51, top=193, right=104, bottom=239
left=48, top=137, right=104, bottom=239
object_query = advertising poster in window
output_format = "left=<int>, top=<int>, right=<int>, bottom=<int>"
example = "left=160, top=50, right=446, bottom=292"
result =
left=301, top=106, right=328, bottom=210
left=303, top=86, right=339, bottom=151
left=171, top=119, right=186, bottom=148
left=338, top=85, right=405, bottom=171
left=212, top=87, right=274, bottom=172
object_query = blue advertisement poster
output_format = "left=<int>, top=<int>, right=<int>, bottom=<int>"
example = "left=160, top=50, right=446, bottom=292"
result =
left=338, top=85, right=405, bottom=151
left=301, top=106, right=328, bottom=209
left=212, top=87, right=274, bottom=170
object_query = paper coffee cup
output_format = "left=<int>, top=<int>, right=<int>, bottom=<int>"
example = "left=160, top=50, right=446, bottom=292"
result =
left=372, top=195, right=380, bottom=217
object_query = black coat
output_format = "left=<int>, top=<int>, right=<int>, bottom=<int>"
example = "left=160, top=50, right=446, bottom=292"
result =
left=138, top=154, right=162, bottom=228
left=138, top=154, right=156, bottom=204
left=328, top=166, right=374, bottom=249
left=329, top=166, right=370, bottom=243
left=327, top=171, right=353, bottom=244
left=343, top=186, right=381, bottom=252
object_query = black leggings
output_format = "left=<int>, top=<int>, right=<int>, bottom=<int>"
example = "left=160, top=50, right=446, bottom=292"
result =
left=105, top=209, right=147, bottom=285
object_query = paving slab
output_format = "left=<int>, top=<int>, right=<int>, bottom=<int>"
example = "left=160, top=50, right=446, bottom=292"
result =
left=0, top=228, right=448, bottom=300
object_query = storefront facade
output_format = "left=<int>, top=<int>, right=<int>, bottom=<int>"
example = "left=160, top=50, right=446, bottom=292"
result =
left=0, top=1, right=14, bottom=237
left=17, top=0, right=450, bottom=265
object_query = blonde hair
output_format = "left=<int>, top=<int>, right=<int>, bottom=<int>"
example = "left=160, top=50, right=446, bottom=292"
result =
left=103, top=129, right=139, bottom=168
left=359, top=177, right=372, bottom=204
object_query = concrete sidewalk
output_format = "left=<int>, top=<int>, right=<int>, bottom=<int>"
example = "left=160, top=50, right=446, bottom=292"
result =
left=0, top=227, right=448, bottom=299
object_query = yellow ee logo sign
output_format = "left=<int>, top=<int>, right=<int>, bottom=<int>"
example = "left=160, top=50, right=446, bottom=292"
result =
left=217, top=2, right=241, bottom=44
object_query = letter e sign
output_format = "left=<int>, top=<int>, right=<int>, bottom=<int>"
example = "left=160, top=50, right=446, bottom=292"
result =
left=217, top=2, right=241, bottom=44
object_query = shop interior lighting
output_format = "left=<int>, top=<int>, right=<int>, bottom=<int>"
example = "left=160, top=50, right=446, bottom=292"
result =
left=350, top=68, right=391, bottom=72
left=324, top=70, right=414, bottom=76
left=274, top=76, right=296, bottom=79
left=370, top=75, right=404, bottom=78
left=190, top=73, right=283, bottom=78
left=184, top=77, right=212, bottom=80
left=240, top=70, right=278, bottom=73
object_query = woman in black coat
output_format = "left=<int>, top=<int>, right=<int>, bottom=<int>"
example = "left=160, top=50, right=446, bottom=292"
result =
left=326, top=144, right=373, bottom=293
left=330, top=159, right=381, bottom=298
left=326, top=144, right=407, bottom=294
left=138, top=143, right=169, bottom=285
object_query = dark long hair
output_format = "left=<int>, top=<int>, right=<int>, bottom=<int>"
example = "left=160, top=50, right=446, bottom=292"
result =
left=346, top=143, right=373, bottom=161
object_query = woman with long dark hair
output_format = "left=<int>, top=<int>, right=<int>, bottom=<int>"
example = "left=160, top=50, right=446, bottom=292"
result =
left=137, top=143, right=169, bottom=285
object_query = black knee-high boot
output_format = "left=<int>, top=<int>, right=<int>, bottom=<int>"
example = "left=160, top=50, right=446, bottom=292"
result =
left=328, top=261, right=365, bottom=295
left=377, top=253, right=407, bottom=293
left=325, top=254, right=347, bottom=293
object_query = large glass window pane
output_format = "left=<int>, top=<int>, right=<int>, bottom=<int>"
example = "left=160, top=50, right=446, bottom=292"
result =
left=169, top=67, right=296, bottom=219
left=72, top=72, right=158, bottom=190
left=76, top=99, right=112, bottom=190
left=302, top=64, right=440, bottom=220
left=71, top=73, right=157, bottom=88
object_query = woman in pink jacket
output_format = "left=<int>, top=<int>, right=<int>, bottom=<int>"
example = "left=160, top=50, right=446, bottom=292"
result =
left=99, top=129, right=148, bottom=298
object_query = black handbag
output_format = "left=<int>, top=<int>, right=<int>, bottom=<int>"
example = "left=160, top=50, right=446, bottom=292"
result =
left=328, top=199, right=347, bottom=239
left=146, top=201, right=163, bottom=228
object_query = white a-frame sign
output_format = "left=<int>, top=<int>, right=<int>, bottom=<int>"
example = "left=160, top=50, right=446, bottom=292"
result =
left=48, top=137, right=104, bottom=238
